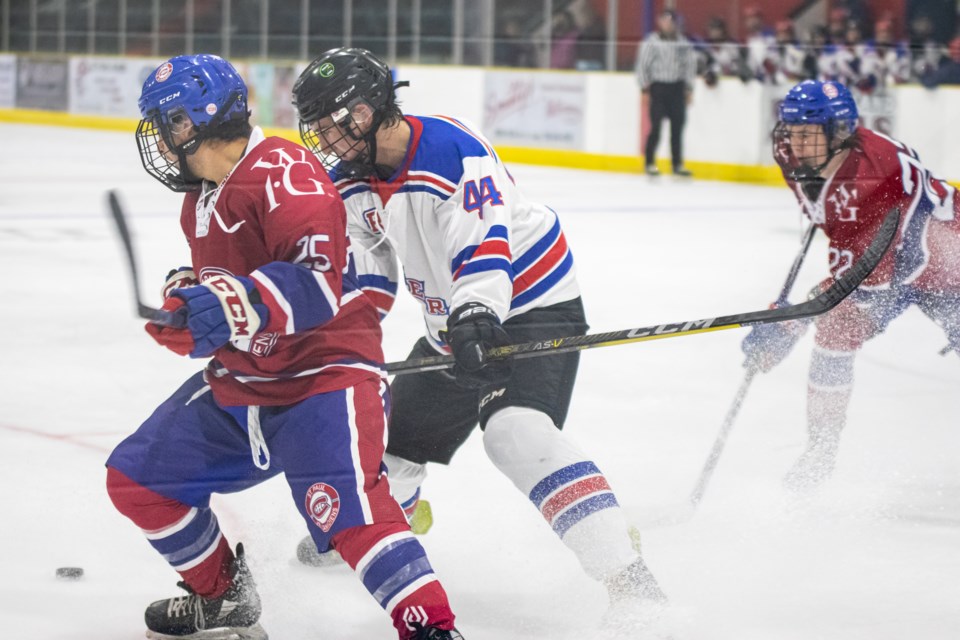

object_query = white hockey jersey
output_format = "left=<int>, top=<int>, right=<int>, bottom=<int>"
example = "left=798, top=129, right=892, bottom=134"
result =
left=332, top=115, right=580, bottom=352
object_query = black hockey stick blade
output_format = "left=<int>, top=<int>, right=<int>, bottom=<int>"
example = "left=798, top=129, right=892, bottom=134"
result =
left=385, top=207, right=900, bottom=376
left=106, top=190, right=186, bottom=328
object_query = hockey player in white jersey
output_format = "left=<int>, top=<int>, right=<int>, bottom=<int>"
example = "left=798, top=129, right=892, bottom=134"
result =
left=291, top=47, right=666, bottom=618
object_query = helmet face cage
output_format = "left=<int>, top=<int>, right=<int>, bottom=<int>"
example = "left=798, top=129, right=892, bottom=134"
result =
left=772, top=121, right=832, bottom=180
left=136, top=55, right=249, bottom=191
left=292, top=47, right=396, bottom=178
left=136, top=108, right=203, bottom=192
left=773, top=80, right=858, bottom=180
left=298, top=103, right=374, bottom=175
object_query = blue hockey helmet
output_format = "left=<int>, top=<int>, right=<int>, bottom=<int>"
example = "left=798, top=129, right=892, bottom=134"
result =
left=136, top=54, right=249, bottom=191
left=773, top=80, right=859, bottom=180
left=778, top=80, right=858, bottom=136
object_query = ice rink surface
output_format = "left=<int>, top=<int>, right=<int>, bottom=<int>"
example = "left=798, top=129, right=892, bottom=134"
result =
left=2, top=123, right=958, bottom=639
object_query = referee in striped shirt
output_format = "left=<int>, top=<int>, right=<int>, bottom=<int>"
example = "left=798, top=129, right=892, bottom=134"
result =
left=636, top=10, right=696, bottom=176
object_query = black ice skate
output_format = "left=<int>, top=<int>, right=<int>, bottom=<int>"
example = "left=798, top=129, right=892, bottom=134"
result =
left=145, top=543, right=267, bottom=640
left=412, top=626, right=464, bottom=640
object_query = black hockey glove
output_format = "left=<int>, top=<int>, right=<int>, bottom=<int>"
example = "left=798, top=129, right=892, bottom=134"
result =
left=443, top=302, right=514, bottom=389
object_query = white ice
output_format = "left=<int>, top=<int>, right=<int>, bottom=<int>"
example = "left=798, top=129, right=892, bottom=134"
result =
left=1, top=123, right=958, bottom=639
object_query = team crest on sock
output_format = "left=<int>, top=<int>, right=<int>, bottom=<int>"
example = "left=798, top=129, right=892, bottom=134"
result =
left=305, top=482, right=341, bottom=532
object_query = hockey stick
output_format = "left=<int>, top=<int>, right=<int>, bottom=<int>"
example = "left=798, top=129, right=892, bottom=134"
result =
left=385, top=207, right=899, bottom=376
left=687, top=222, right=818, bottom=508
left=106, top=190, right=186, bottom=327
left=112, top=193, right=897, bottom=374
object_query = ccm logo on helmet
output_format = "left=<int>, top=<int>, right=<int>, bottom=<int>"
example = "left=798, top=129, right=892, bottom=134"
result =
left=335, top=84, right=355, bottom=103
left=159, top=91, right=181, bottom=105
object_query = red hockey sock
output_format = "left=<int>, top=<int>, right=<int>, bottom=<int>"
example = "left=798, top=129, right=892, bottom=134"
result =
left=389, top=581, right=457, bottom=639
left=333, top=522, right=456, bottom=638
left=106, top=467, right=234, bottom=598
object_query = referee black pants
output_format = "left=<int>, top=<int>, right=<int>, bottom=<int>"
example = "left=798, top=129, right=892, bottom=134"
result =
left=644, top=81, right=686, bottom=169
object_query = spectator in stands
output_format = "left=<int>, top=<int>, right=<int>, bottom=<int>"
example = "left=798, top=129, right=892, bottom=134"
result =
left=550, top=10, right=581, bottom=69
left=922, top=36, right=960, bottom=87
left=708, top=17, right=743, bottom=74
left=834, top=0, right=872, bottom=30
left=828, top=8, right=851, bottom=44
left=636, top=9, right=695, bottom=176
left=908, top=14, right=944, bottom=81
left=697, top=17, right=745, bottom=86
left=768, top=19, right=809, bottom=85
left=836, top=21, right=867, bottom=90
left=802, top=25, right=831, bottom=80
left=861, top=19, right=911, bottom=91
left=743, top=5, right=774, bottom=81
left=816, top=23, right=842, bottom=81
left=495, top=17, right=537, bottom=68
left=574, top=6, right=607, bottom=70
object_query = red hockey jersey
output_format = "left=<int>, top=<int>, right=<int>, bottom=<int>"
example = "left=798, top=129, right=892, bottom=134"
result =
left=784, top=128, right=960, bottom=293
left=178, top=128, right=384, bottom=406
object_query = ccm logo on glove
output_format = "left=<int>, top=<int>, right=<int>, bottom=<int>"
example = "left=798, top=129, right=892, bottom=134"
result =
left=206, top=275, right=259, bottom=338
left=146, top=273, right=268, bottom=358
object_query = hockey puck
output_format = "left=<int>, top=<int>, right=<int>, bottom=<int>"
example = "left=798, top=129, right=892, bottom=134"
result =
left=55, top=567, right=84, bottom=580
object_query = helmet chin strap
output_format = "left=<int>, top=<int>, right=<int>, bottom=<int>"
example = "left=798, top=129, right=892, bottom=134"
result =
left=168, top=135, right=205, bottom=190
left=790, top=159, right=830, bottom=182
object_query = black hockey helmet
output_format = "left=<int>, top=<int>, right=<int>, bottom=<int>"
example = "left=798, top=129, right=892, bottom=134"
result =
left=292, top=47, right=406, bottom=178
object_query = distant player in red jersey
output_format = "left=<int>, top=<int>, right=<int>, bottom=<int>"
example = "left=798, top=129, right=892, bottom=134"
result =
left=105, top=54, right=462, bottom=640
left=742, top=79, right=960, bottom=491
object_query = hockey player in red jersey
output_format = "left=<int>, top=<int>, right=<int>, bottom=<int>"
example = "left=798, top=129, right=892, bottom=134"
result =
left=743, top=79, right=960, bottom=490
left=105, top=54, right=462, bottom=640
left=290, top=47, right=667, bottom=624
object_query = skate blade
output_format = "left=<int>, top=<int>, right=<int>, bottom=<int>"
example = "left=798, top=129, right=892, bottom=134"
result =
left=296, top=535, right=346, bottom=568
left=146, top=622, right=268, bottom=640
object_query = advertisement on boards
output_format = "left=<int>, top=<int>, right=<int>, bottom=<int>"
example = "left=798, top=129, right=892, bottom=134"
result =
left=69, top=57, right=165, bottom=118
left=16, top=57, right=68, bottom=111
left=0, top=55, right=16, bottom=108
left=483, top=71, right=585, bottom=149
